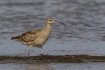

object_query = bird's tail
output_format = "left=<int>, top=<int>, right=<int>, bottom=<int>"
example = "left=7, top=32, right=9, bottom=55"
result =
left=11, top=36, right=21, bottom=40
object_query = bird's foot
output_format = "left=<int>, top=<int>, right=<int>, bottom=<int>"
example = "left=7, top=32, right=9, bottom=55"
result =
left=27, top=51, right=30, bottom=56
left=40, top=53, right=44, bottom=56
left=40, top=53, right=48, bottom=56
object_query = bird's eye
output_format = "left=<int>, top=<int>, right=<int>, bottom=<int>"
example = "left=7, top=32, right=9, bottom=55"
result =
left=49, top=19, right=53, bottom=21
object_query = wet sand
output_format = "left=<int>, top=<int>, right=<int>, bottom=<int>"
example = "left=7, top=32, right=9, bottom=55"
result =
left=0, top=62, right=105, bottom=70
left=0, top=0, right=105, bottom=70
left=0, top=55, right=105, bottom=63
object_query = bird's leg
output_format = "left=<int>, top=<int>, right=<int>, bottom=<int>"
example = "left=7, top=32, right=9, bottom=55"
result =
left=27, top=49, right=32, bottom=56
left=27, top=50, right=30, bottom=56
left=40, top=47, right=48, bottom=56
left=40, top=47, right=44, bottom=56
left=40, top=49, right=43, bottom=55
left=27, top=45, right=33, bottom=56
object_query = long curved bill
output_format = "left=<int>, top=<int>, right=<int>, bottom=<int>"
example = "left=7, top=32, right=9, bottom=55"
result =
left=54, top=20, right=67, bottom=27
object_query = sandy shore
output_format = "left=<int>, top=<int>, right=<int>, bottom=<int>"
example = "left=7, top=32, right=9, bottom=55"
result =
left=0, top=55, right=105, bottom=63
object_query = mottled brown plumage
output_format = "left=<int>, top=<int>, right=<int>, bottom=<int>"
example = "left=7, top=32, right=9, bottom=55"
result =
left=11, top=18, right=66, bottom=49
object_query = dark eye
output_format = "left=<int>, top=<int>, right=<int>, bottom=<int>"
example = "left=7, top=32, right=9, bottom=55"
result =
left=49, top=19, right=53, bottom=21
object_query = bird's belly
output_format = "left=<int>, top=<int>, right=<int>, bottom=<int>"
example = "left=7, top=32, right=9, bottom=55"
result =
left=34, top=35, right=49, bottom=45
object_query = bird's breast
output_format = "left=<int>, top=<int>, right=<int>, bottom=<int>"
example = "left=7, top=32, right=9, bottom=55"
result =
left=34, top=30, right=51, bottom=45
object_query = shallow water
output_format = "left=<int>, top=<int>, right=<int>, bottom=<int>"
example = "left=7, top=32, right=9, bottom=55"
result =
left=0, top=62, right=105, bottom=70
left=0, top=0, right=105, bottom=70
left=0, top=0, right=105, bottom=56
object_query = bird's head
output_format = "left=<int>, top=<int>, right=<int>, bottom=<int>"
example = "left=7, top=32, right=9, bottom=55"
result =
left=46, top=18, right=55, bottom=24
left=46, top=18, right=66, bottom=27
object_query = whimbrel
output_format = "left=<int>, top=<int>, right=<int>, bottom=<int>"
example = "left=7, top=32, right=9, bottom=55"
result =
left=11, top=18, right=66, bottom=55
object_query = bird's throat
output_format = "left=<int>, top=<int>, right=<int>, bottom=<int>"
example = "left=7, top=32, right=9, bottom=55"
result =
left=44, top=23, right=52, bottom=31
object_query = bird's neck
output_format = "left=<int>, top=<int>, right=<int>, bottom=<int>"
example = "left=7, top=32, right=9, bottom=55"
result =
left=44, top=23, right=52, bottom=31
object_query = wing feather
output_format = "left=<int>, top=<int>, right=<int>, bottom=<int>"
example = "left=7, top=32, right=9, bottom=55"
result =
left=21, top=29, right=41, bottom=42
left=11, top=29, right=42, bottom=42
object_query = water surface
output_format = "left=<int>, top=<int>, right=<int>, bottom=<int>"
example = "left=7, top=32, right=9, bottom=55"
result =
left=0, top=0, right=105, bottom=70
left=0, top=0, right=105, bottom=56
left=0, top=62, right=105, bottom=70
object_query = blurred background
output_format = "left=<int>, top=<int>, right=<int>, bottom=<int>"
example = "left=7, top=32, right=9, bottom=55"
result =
left=0, top=0, right=105, bottom=70
left=0, top=0, right=105, bottom=56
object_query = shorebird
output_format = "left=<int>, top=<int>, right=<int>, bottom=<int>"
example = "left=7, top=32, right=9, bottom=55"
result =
left=11, top=18, right=66, bottom=55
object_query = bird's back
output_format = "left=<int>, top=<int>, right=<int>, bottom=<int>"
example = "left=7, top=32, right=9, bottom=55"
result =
left=11, top=28, right=51, bottom=48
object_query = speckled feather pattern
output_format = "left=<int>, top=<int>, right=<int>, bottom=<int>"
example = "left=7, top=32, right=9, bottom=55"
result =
left=11, top=18, right=55, bottom=48
left=11, top=28, right=51, bottom=48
